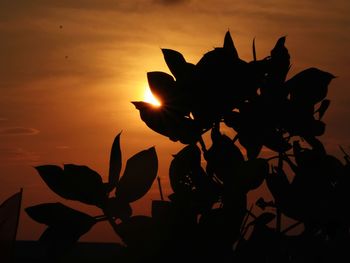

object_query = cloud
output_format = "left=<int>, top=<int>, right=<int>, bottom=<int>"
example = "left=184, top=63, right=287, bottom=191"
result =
left=0, top=127, right=40, bottom=136
left=0, top=147, right=40, bottom=165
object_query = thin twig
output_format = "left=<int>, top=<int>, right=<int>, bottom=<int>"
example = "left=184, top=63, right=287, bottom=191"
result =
left=282, top=221, right=303, bottom=234
left=157, top=176, right=164, bottom=201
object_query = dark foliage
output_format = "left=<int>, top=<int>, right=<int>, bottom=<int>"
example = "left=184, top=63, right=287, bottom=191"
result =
left=27, top=31, right=350, bottom=262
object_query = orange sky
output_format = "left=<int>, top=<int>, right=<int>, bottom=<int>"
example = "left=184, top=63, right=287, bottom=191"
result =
left=1, top=0, right=350, bottom=242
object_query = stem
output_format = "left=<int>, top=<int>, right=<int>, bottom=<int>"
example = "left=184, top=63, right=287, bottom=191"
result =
left=103, top=209, right=121, bottom=237
left=276, top=153, right=283, bottom=233
left=157, top=176, right=164, bottom=201
left=198, top=136, right=207, bottom=153
left=282, top=221, right=303, bottom=234
left=94, top=215, right=108, bottom=222
left=240, top=204, right=254, bottom=233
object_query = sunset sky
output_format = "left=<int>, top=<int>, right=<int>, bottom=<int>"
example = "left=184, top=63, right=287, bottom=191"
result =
left=1, top=0, right=350, bottom=242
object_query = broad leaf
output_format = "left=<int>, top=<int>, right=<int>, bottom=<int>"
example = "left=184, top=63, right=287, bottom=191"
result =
left=35, top=165, right=106, bottom=206
left=161, top=49, right=194, bottom=80
left=286, top=67, right=335, bottom=105
left=108, top=132, right=122, bottom=189
left=116, top=147, right=158, bottom=202
left=147, top=71, right=176, bottom=104
left=132, top=101, right=201, bottom=144
left=63, top=164, right=106, bottom=206
left=25, top=202, right=96, bottom=227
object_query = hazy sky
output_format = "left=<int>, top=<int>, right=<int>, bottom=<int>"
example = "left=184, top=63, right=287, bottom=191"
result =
left=1, top=0, right=350, bottom=242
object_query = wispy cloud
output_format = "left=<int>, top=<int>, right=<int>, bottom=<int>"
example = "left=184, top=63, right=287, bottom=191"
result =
left=0, top=147, right=40, bottom=165
left=0, top=127, right=40, bottom=136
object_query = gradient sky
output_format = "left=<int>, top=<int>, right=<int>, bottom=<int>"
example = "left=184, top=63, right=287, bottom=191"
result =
left=1, top=0, right=350, bottom=242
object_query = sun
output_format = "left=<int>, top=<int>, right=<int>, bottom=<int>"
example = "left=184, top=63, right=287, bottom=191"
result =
left=144, top=87, right=161, bottom=107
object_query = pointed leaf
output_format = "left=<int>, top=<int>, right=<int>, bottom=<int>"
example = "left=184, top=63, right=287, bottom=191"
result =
left=35, top=165, right=106, bottom=206
left=132, top=101, right=201, bottom=144
left=25, top=202, right=95, bottom=227
left=223, top=31, right=239, bottom=59
left=108, top=132, right=122, bottom=189
left=116, top=147, right=158, bottom=202
left=63, top=164, right=106, bottom=206
left=286, top=68, right=335, bottom=104
left=252, top=38, right=257, bottom=61
left=161, top=49, right=194, bottom=80
left=316, top=99, right=330, bottom=120
left=267, top=36, right=290, bottom=87
left=147, top=71, right=176, bottom=103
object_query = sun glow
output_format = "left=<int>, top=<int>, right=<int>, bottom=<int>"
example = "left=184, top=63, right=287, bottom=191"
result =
left=144, top=87, right=161, bottom=107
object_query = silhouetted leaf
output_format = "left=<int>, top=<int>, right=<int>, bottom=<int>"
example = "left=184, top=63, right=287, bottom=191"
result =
left=116, top=147, right=158, bottom=202
left=265, top=36, right=290, bottom=90
left=286, top=68, right=335, bottom=104
left=241, top=158, right=269, bottom=191
left=169, top=144, right=201, bottom=194
left=316, top=99, right=331, bottom=120
left=223, top=31, right=239, bottom=59
left=161, top=49, right=194, bottom=80
left=147, top=71, right=176, bottom=103
left=132, top=101, right=201, bottom=144
left=35, top=165, right=106, bottom=206
left=108, top=132, right=122, bottom=190
left=63, top=164, right=106, bottom=205
left=25, top=202, right=95, bottom=228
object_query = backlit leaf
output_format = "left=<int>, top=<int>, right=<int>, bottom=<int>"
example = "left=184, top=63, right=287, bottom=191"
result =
left=161, top=49, right=194, bottom=80
left=116, top=147, right=158, bottom=202
left=147, top=71, right=176, bottom=104
left=132, top=101, right=201, bottom=144
left=108, top=132, right=122, bottom=189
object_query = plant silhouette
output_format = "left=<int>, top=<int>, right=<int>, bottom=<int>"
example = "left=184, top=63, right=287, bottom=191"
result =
left=28, top=31, right=350, bottom=262
left=26, top=133, right=158, bottom=261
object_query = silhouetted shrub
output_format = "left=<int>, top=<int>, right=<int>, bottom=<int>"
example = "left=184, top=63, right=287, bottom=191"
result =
left=28, top=31, right=350, bottom=263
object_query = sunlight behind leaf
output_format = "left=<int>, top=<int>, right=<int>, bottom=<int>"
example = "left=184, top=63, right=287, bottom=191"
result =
left=144, top=86, right=161, bottom=107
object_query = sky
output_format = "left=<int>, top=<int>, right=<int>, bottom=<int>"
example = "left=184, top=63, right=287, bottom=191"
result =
left=1, top=0, right=350, bottom=242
